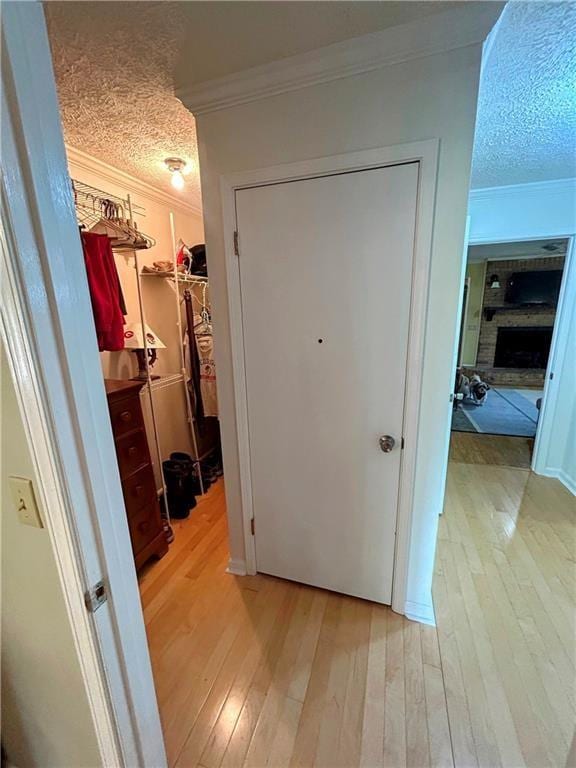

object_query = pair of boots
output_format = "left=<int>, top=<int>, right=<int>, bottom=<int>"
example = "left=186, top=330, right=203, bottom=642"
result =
left=162, top=452, right=199, bottom=519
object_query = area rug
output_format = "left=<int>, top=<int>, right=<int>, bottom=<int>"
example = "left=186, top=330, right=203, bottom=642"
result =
left=451, top=387, right=540, bottom=437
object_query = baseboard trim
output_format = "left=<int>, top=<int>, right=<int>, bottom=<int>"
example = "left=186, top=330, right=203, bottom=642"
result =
left=539, top=467, right=576, bottom=497
left=558, top=470, right=576, bottom=496
left=226, top=558, right=248, bottom=576
left=404, top=600, right=436, bottom=626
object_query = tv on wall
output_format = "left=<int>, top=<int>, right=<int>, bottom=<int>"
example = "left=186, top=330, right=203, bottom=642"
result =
left=505, top=270, right=562, bottom=306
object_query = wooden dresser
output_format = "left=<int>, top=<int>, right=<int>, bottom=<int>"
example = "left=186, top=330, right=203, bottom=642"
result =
left=105, top=379, right=168, bottom=569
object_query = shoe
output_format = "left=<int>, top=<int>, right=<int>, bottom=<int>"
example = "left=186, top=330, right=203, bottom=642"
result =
left=170, top=452, right=206, bottom=495
left=162, top=460, right=197, bottom=519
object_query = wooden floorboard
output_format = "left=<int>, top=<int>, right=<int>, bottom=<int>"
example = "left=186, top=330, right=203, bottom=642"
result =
left=141, top=434, right=575, bottom=767
left=449, top=431, right=534, bottom=469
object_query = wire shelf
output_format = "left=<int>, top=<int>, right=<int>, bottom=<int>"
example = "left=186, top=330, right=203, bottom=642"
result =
left=140, top=272, right=209, bottom=285
left=71, top=178, right=145, bottom=216
left=71, top=177, right=155, bottom=249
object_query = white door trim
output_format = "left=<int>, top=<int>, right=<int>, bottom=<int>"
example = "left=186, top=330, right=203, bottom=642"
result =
left=467, top=231, right=575, bottom=489
left=1, top=4, right=166, bottom=765
left=532, top=235, right=575, bottom=483
left=220, top=139, right=439, bottom=616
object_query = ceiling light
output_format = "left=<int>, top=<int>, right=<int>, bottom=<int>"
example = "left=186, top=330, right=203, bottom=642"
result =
left=171, top=170, right=185, bottom=190
left=164, top=157, right=187, bottom=191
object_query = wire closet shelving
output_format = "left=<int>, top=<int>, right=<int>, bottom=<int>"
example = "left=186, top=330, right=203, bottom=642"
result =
left=71, top=177, right=207, bottom=503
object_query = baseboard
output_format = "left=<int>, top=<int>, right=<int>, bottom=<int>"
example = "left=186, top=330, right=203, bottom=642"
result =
left=226, top=558, right=247, bottom=576
left=544, top=468, right=576, bottom=496
left=558, top=471, right=576, bottom=496
left=404, top=600, right=436, bottom=626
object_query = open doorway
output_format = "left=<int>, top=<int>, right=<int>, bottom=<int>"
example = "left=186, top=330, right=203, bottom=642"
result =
left=451, top=238, right=569, bottom=467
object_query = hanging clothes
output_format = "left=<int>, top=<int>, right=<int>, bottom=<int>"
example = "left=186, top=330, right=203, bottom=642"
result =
left=183, top=289, right=204, bottom=426
left=80, top=231, right=125, bottom=351
left=196, top=329, right=218, bottom=417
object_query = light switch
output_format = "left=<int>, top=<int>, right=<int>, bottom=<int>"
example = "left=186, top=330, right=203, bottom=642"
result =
left=8, top=476, right=44, bottom=528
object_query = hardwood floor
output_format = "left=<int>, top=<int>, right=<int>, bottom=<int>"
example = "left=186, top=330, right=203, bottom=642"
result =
left=449, top=431, right=534, bottom=469
left=140, top=458, right=575, bottom=767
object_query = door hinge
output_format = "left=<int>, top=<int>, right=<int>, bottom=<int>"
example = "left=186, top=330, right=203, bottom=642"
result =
left=250, top=518, right=255, bottom=536
left=233, top=230, right=239, bottom=257
left=84, top=579, right=108, bottom=613
left=401, top=437, right=405, bottom=449
left=549, top=372, right=554, bottom=380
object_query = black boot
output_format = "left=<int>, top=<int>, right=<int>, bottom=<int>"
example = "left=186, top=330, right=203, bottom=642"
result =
left=170, top=452, right=207, bottom=494
left=162, top=460, right=197, bottom=519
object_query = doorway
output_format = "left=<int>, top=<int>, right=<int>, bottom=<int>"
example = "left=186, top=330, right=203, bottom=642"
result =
left=451, top=238, right=569, bottom=467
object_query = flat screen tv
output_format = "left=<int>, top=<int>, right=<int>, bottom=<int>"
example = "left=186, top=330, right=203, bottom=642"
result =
left=505, top=270, right=562, bottom=306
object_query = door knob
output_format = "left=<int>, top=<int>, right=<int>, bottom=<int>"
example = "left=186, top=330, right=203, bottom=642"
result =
left=379, top=435, right=396, bottom=453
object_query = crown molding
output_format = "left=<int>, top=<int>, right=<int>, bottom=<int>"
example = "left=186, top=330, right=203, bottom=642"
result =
left=469, top=177, right=576, bottom=203
left=178, top=4, right=504, bottom=116
left=66, top=146, right=203, bottom=217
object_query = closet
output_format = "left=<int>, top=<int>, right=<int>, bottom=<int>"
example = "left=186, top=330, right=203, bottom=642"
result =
left=72, top=177, right=222, bottom=569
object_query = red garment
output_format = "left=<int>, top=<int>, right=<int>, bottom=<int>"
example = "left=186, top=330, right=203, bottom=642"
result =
left=81, top=231, right=125, bottom=351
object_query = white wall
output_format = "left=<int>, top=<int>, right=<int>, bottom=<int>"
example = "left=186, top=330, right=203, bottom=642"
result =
left=194, top=41, right=486, bottom=621
left=1, top=343, right=101, bottom=767
left=469, top=178, right=576, bottom=244
left=468, top=179, right=576, bottom=494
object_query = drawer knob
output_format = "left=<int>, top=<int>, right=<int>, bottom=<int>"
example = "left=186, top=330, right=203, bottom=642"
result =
left=128, top=446, right=137, bottom=457
left=138, top=520, right=151, bottom=533
left=134, top=484, right=144, bottom=496
left=120, top=410, right=132, bottom=422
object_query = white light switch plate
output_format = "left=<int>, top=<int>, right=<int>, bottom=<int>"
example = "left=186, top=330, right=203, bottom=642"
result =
left=8, top=475, right=44, bottom=528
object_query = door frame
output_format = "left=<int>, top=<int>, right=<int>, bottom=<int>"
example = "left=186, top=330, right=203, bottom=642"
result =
left=530, top=235, right=574, bottom=479
left=466, top=231, right=575, bottom=482
left=220, top=139, right=439, bottom=615
left=1, top=4, right=166, bottom=765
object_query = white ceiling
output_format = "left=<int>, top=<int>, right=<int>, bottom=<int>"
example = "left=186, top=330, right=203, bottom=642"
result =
left=468, top=238, right=568, bottom=263
left=471, top=1, right=576, bottom=188
left=45, top=1, right=576, bottom=207
left=44, top=1, right=459, bottom=207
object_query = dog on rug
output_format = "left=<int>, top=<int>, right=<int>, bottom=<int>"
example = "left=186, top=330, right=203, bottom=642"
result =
left=469, top=374, right=490, bottom=405
left=455, top=370, right=490, bottom=406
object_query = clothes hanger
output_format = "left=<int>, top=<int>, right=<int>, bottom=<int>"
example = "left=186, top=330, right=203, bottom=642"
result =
left=87, top=199, right=133, bottom=245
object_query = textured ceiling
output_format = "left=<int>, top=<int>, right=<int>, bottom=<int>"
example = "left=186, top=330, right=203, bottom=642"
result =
left=471, top=1, right=576, bottom=188
left=46, top=1, right=576, bottom=204
left=45, top=2, right=201, bottom=204
left=44, top=1, right=458, bottom=207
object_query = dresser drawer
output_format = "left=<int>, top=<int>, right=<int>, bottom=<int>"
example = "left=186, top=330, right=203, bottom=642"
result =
left=115, top=429, right=150, bottom=478
left=109, top=396, right=144, bottom=438
left=122, top=465, right=157, bottom=517
left=128, top=502, right=163, bottom=555
left=106, top=379, right=168, bottom=569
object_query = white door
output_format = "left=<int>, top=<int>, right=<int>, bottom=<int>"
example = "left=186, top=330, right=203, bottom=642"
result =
left=236, top=162, right=419, bottom=603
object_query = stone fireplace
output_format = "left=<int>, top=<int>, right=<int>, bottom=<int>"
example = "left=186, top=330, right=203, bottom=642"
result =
left=473, top=255, right=564, bottom=387
left=493, top=326, right=554, bottom=370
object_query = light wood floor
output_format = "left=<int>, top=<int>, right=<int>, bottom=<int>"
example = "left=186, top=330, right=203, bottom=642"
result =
left=140, top=446, right=575, bottom=767
left=449, top=431, right=534, bottom=469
